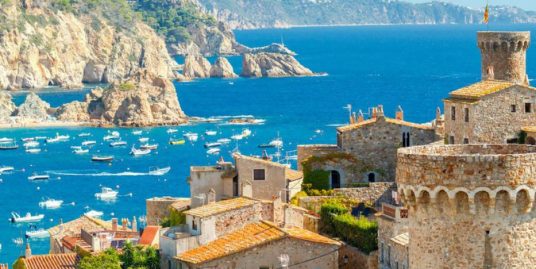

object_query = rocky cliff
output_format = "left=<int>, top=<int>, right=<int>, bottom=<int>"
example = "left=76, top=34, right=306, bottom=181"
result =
left=195, top=0, right=536, bottom=29
left=0, top=0, right=176, bottom=90
left=0, top=91, right=15, bottom=120
left=210, top=57, right=237, bottom=78
left=183, top=54, right=212, bottom=78
left=14, top=92, right=51, bottom=121
left=241, top=53, right=314, bottom=78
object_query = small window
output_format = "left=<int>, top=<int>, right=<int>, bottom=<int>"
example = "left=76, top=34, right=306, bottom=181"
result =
left=449, top=136, right=455, bottom=144
left=192, top=219, right=197, bottom=231
left=511, top=105, right=517, bottom=112
left=525, top=103, right=532, bottom=113
left=253, top=169, right=265, bottom=180
left=451, top=106, right=456, bottom=120
left=463, top=138, right=469, bottom=144
left=464, top=108, right=469, bottom=122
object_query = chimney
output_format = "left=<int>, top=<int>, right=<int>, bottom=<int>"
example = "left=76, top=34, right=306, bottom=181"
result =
left=436, top=107, right=442, bottom=121
left=396, top=106, right=404, bottom=120
left=207, top=188, right=216, bottom=204
left=477, top=31, right=530, bottom=85
left=111, top=218, right=118, bottom=231
left=122, top=218, right=128, bottom=230
left=371, top=107, right=377, bottom=119
left=357, top=110, right=364, bottom=123
left=25, top=243, right=32, bottom=258
left=377, top=105, right=385, bottom=118
left=132, top=217, right=137, bottom=233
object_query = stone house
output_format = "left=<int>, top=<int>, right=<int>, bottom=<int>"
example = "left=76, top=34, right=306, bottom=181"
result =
left=176, top=221, right=341, bottom=269
left=298, top=105, right=438, bottom=187
left=146, top=197, right=191, bottom=225
left=444, top=31, right=536, bottom=144
left=377, top=203, right=409, bottom=269
left=14, top=244, right=79, bottom=269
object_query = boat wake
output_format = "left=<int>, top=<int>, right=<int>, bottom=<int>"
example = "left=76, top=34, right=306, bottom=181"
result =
left=47, top=168, right=170, bottom=177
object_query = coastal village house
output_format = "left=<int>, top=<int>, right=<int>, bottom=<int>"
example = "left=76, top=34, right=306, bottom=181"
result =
left=14, top=244, right=79, bottom=269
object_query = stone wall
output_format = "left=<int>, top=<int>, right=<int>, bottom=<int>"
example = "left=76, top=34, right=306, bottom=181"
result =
left=445, top=85, right=536, bottom=144
left=333, top=183, right=397, bottom=208
left=339, top=245, right=378, bottom=269
left=190, top=166, right=236, bottom=208
left=377, top=205, right=409, bottom=269
left=146, top=197, right=189, bottom=226
left=214, top=203, right=262, bottom=237
left=397, top=144, right=536, bottom=269
left=297, top=144, right=340, bottom=170
left=235, top=155, right=288, bottom=201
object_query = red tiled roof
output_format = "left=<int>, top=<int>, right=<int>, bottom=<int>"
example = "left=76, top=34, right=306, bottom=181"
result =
left=139, top=226, right=160, bottom=246
left=0, top=264, right=8, bottom=269
left=22, top=253, right=79, bottom=269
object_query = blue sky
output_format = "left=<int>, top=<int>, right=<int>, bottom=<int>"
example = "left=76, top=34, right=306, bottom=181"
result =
left=404, top=0, right=536, bottom=11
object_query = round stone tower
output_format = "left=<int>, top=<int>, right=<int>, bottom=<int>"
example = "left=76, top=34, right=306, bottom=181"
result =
left=397, top=145, right=536, bottom=269
left=478, top=31, right=530, bottom=85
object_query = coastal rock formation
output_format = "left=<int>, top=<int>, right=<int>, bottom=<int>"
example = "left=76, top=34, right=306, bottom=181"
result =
left=56, top=70, right=187, bottom=127
left=14, top=92, right=51, bottom=121
left=0, top=91, right=15, bottom=120
left=0, top=1, right=176, bottom=90
left=183, top=55, right=212, bottom=78
left=210, top=57, right=237, bottom=78
left=248, top=43, right=296, bottom=56
left=241, top=53, right=314, bottom=78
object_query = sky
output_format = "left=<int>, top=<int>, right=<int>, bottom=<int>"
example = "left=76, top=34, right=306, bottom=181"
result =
left=404, top=0, right=536, bottom=11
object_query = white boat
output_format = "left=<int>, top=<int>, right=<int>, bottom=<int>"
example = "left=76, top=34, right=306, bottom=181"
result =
left=34, top=136, right=47, bottom=141
left=21, top=137, right=35, bottom=142
left=45, top=137, right=60, bottom=143
left=24, top=141, right=39, bottom=148
left=103, top=131, right=120, bottom=141
left=28, top=173, right=50, bottom=181
left=84, top=210, right=104, bottom=218
left=70, top=146, right=82, bottom=150
left=130, top=147, right=151, bottom=156
left=207, top=148, right=221, bottom=155
left=242, top=128, right=252, bottom=137
left=0, top=166, right=14, bottom=174
left=74, top=148, right=89, bottom=154
left=205, top=130, right=217, bottom=136
left=95, top=187, right=118, bottom=200
left=0, top=137, right=13, bottom=143
left=39, top=199, right=63, bottom=209
left=132, top=130, right=143, bottom=135
left=183, top=132, right=198, bottom=142
left=26, top=148, right=41, bottom=154
left=78, top=133, right=91, bottom=137
left=231, top=134, right=244, bottom=140
left=46, top=133, right=69, bottom=143
left=217, top=138, right=231, bottom=144
left=26, top=228, right=49, bottom=239
left=140, top=143, right=158, bottom=150
left=110, top=141, right=127, bottom=147
left=204, top=142, right=222, bottom=148
left=166, top=129, right=179, bottom=134
left=148, top=166, right=171, bottom=176
left=12, top=238, right=23, bottom=245
left=10, top=212, right=44, bottom=223
left=139, top=137, right=150, bottom=143
left=269, top=138, right=283, bottom=148
left=92, top=155, right=114, bottom=162
left=82, top=140, right=96, bottom=146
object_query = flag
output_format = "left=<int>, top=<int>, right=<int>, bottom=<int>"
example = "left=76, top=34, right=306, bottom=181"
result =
left=483, top=4, right=489, bottom=24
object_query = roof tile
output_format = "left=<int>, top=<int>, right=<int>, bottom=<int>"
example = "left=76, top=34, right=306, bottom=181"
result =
left=183, top=197, right=256, bottom=218
left=449, top=80, right=518, bottom=100
left=22, top=253, right=79, bottom=269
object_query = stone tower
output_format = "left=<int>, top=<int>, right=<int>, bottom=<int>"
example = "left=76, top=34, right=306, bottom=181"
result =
left=397, top=144, right=536, bottom=268
left=478, top=31, right=530, bottom=85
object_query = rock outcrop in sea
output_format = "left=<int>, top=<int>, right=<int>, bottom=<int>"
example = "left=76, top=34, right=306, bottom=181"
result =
left=0, top=0, right=176, bottom=90
left=210, top=57, right=237, bottom=78
left=0, top=91, right=15, bottom=120
left=14, top=92, right=51, bottom=121
left=183, top=55, right=212, bottom=78
left=241, top=53, right=314, bottom=78
left=56, top=70, right=187, bottom=127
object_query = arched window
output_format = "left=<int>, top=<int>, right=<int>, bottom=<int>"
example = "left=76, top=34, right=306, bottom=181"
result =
left=330, top=170, right=341, bottom=189
left=527, top=136, right=536, bottom=145
left=402, top=132, right=410, bottom=147
left=368, top=172, right=376, bottom=183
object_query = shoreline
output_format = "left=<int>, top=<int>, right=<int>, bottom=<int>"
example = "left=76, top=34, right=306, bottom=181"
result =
left=0, top=121, right=91, bottom=130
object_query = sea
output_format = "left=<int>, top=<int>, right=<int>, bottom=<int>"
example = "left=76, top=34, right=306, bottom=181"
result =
left=1, top=24, right=535, bottom=264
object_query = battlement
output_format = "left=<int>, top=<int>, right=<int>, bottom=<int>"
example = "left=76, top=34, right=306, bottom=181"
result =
left=477, top=31, right=530, bottom=85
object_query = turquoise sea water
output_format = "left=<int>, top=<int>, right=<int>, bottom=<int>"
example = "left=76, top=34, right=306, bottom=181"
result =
left=1, top=24, right=536, bottom=265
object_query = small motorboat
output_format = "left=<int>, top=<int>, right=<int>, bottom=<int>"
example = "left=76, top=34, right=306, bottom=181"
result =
left=205, top=130, right=217, bottom=136
left=34, top=136, right=47, bottom=141
left=92, top=155, right=114, bottom=162
left=26, top=228, right=49, bottom=239
left=204, top=142, right=222, bottom=148
left=103, top=131, right=120, bottom=141
left=139, top=137, right=149, bottom=143
left=12, top=238, right=23, bottom=245
left=95, top=187, right=118, bottom=200
left=84, top=209, right=104, bottom=218
left=169, top=139, right=185, bottom=145
left=207, top=148, right=221, bottom=155
left=21, top=137, right=35, bottom=142
left=25, top=148, right=41, bottom=154
left=166, top=129, right=179, bottom=134
left=0, top=137, right=13, bottom=143
left=39, top=199, right=63, bottom=209
left=23, top=141, right=39, bottom=148
left=74, top=148, right=89, bottom=154
left=28, top=173, right=50, bottom=181
left=242, top=128, right=252, bottom=137
left=231, top=134, right=244, bottom=140
left=269, top=138, right=283, bottom=148
left=140, top=143, right=158, bottom=150
left=258, top=144, right=276, bottom=148
left=110, top=141, right=127, bottom=147
left=132, top=130, right=143, bottom=135
left=70, top=146, right=82, bottom=150
left=82, top=140, right=96, bottom=146
left=45, top=137, right=60, bottom=143
left=183, top=132, right=198, bottom=142
left=78, top=133, right=91, bottom=137
left=149, top=166, right=171, bottom=176
left=130, top=147, right=151, bottom=156
left=0, top=166, right=14, bottom=174
left=46, top=133, right=70, bottom=143
left=0, top=142, right=19, bottom=150
left=10, top=212, right=44, bottom=223
left=217, top=138, right=231, bottom=144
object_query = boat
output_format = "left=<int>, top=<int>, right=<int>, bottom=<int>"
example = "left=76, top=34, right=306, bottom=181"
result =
left=0, top=142, right=19, bottom=150
left=0, top=166, right=14, bottom=174
left=26, top=228, right=49, bottom=239
left=92, top=155, right=114, bottom=162
left=82, top=140, right=96, bottom=146
left=110, top=141, right=127, bottom=147
left=166, top=129, right=179, bottom=134
left=205, top=130, right=217, bottom=136
left=183, top=132, right=198, bottom=142
left=103, top=131, right=120, bottom=141
left=149, top=166, right=171, bottom=176
left=258, top=144, right=276, bottom=148
left=70, top=146, right=82, bottom=150
left=269, top=138, right=283, bottom=148
left=46, top=133, right=69, bottom=143
left=28, top=173, right=50, bottom=181
left=242, top=128, right=252, bottom=137
left=169, top=139, right=185, bottom=145
left=34, top=136, right=47, bottom=141
left=78, top=133, right=91, bottom=137
left=38, top=199, right=63, bottom=209
left=10, top=212, right=44, bottom=223
left=21, top=137, right=35, bottom=142
left=12, top=238, right=23, bottom=245
left=139, top=137, right=149, bottom=143
left=140, top=143, right=158, bottom=150
left=231, top=134, right=244, bottom=140
left=23, top=141, right=39, bottom=148
left=95, top=187, right=118, bottom=200
left=0, top=137, right=13, bottom=143
left=74, top=148, right=89, bottom=154
left=217, top=138, right=231, bottom=144
left=207, top=148, right=221, bottom=155
left=25, top=148, right=41, bottom=154
left=204, top=142, right=222, bottom=148
left=132, top=130, right=142, bottom=135
left=130, top=147, right=151, bottom=156
left=84, top=210, right=104, bottom=218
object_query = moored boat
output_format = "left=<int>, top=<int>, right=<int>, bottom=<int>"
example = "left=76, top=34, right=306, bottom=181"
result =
left=78, top=133, right=91, bottom=137
left=0, top=166, right=14, bottom=174
left=139, top=137, right=149, bottom=143
left=25, top=148, right=41, bottom=154
left=103, top=131, right=120, bottom=141
left=0, top=137, right=13, bottom=143
left=25, top=228, right=49, bottom=239
left=74, top=148, right=89, bottom=154
left=242, top=128, right=252, bottom=137
left=206, top=148, right=221, bottom=155
left=0, top=142, right=19, bottom=150
left=82, top=140, right=96, bottom=146
left=140, top=143, right=158, bottom=150
left=205, top=130, right=217, bottom=136
left=110, top=141, right=127, bottom=147
left=92, top=155, right=114, bottom=162
left=204, top=142, right=222, bottom=148
left=84, top=209, right=104, bottom=218
left=130, top=147, right=151, bottom=156
left=183, top=132, right=198, bottom=142
left=169, top=139, right=185, bottom=145
left=38, top=198, right=63, bottom=209
left=148, top=166, right=171, bottom=176
left=28, top=173, right=50, bottom=181
left=132, top=130, right=143, bottom=135
left=10, top=212, right=44, bottom=223
left=95, top=187, right=118, bottom=200
left=23, top=141, right=39, bottom=148
left=166, top=129, right=179, bottom=134
left=258, top=144, right=276, bottom=148
left=217, top=138, right=231, bottom=144
left=231, top=134, right=244, bottom=140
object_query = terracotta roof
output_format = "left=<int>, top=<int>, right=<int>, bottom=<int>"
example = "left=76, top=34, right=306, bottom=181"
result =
left=0, top=264, right=7, bottom=269
left=391, top=232, right=409, bottom=246
left=183, top=197, right=256, bottom=218
left=337, top=117, right=433, bottom=132
left=22, top=253, right=79, bottom=269
left=139, top=226, right=160, bottom=246
left=522, top=126, right=536, bottom=133
left=285, top=169, right=303, bottom=181
left=177, top=222, right=339, bottom=265
left=48, top=216, right=111, bottom=239
left=448, top=80, right=520, bottom=100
